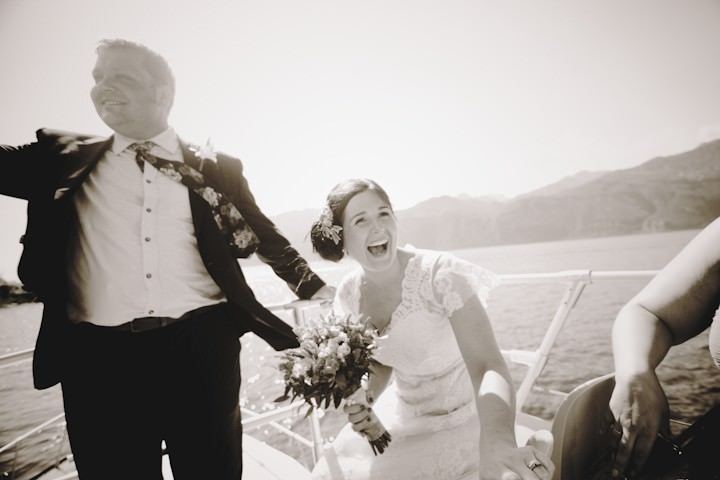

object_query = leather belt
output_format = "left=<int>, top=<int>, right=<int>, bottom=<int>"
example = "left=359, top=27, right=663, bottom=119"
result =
left=111, top=316, right=182, bottom=333
left=77, top=303, right=226, bottom=333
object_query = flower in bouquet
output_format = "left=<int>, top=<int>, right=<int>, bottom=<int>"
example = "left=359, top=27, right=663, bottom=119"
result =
left=275, top=312, right=392, bottom=454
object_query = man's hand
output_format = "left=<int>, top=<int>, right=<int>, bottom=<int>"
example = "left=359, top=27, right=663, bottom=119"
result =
left=311, top=285, right=335, bottom=300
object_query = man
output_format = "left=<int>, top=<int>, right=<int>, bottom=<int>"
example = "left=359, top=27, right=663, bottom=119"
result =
left=0, top=39, right=333, bottom=479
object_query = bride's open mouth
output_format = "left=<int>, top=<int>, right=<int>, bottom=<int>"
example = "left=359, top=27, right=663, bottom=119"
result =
left=367, top=239, right=389, bottom=256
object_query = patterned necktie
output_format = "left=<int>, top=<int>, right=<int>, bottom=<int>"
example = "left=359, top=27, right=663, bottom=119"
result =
left=129, top=141, right=260, bottom=257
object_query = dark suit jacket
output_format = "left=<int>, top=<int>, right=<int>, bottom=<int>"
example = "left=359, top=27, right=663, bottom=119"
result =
left=1, top=128, right=323, bottom=389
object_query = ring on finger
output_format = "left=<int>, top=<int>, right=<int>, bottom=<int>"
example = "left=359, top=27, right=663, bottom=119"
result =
left=527, top=459, right=543, bottom=471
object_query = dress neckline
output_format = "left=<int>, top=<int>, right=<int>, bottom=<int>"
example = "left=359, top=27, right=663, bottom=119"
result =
left=360, top=247, right=419, bottom=336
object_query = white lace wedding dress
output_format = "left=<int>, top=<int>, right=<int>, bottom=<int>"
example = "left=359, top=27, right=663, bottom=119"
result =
left=311, top=247, right=497, bottom=480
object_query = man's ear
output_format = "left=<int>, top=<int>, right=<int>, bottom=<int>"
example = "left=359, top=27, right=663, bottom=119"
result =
left=157, top=85, right=174, bottom=110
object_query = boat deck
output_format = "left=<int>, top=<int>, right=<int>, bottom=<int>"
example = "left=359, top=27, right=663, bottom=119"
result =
left=2, top=269, right=660, bottom=480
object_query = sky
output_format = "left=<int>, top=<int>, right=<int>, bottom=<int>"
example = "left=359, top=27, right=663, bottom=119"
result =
left=1, top=0, right=720, bottom=281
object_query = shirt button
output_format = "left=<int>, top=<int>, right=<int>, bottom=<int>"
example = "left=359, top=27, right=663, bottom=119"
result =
left=148, top=309, right=155, bottom=315
left=146, top=179, right=152, bottom=184
left=146, top=273, right=152, bottom=279
left=145, top=237, right=151, bottom=242
left=146, top=208, right=152, bottom=213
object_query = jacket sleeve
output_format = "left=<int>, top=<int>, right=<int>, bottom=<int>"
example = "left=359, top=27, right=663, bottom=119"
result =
left=217, top=154, right=326, bottom=299
left=1, top=129, right=97, bottom=200
left=0, top=133, right=52, bottom=200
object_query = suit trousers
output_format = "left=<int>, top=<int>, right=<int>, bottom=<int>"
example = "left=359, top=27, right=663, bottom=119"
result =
left=61, top=303, right=243, bottom=480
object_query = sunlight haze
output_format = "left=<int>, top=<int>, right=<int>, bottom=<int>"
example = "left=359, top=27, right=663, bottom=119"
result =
left=1, top=0, right=719, bottom=281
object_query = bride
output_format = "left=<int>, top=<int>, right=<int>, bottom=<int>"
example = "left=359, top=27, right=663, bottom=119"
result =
left=308, top=178, right=554, bottom=480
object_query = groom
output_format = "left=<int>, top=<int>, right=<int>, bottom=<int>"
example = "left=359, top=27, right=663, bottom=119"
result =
left=0, top=39, right=332, bottom=479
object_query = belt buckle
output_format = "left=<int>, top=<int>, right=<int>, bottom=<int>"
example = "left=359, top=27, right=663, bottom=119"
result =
left=129, top=318, right=145, bottom=333
left=129, top=316, right=164, bottom=333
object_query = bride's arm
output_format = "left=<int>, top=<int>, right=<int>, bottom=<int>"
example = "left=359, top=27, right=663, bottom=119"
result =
left=450, top=294, right=554, bottom=480
left=344, top=360, right=392, bottom=435
left=365, top=360, right=392, bottom=404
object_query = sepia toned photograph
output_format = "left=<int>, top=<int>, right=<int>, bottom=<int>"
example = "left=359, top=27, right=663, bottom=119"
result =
left=1, top=1, right=719, bottom=479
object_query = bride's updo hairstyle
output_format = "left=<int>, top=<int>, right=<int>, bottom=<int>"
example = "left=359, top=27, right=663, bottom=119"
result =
left=310, top=178, right=393, bottom=262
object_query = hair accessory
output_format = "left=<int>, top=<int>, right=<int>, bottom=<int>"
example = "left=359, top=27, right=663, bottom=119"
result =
left=318, top=206, right=342, bottom=245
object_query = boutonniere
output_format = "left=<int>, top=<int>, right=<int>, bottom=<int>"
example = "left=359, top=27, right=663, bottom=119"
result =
left=189, top=138, right=218, bottom=164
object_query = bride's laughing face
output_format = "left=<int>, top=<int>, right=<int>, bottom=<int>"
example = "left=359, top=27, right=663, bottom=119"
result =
left=341, top=190, right=398, bottom=272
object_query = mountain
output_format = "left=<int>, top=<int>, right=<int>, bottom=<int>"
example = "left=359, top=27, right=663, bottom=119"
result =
left=270, top=139, right=720, bottom=253
left=494, top=140, right=720, bottom=243
left=519, top=170, right=609, bottom=198
left=267, top=208, right=322, bottom=261
left=398, top=196, right=504, bottom=249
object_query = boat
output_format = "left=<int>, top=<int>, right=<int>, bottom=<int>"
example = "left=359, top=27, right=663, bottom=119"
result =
left=0, top=269, right=660, bottom=479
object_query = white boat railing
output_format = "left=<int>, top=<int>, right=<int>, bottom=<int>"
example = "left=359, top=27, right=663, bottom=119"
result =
left=0, top=347, right=33, bottom=370
left=0, top=269, right=658, bottom=478
left=499, top=270, right=657, bottom=406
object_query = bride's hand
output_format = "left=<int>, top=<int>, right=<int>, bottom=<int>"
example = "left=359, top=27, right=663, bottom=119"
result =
left=344, top=402, right=371, bottom=433
left=479, top=438, right=554, bottom=480
left=344, top=386, right=376, bottom=435
left=345, top=402, right=382, bottom=438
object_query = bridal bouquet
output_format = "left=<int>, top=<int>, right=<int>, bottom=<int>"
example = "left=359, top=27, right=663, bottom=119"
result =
left=275, top=312, right=392, bottom=454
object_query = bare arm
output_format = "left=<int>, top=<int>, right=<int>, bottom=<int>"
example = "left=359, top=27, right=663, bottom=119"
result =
left=611, top=217, right=720, bottom=476
left=344, top=360, right=393, bottom=436
left=451, top=294, right=553, bottom=480
left=365, top=360, right=393, bottom=405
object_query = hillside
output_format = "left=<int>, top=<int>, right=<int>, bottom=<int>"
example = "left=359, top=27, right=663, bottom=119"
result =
left=271, top=139, right=720, bottom=254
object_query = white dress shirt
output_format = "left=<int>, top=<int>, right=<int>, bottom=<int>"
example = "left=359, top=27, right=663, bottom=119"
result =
left=67, top=128, right=225, bottom=326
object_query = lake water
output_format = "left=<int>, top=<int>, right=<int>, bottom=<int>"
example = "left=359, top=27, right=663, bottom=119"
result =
left=1, top=229, right=719, bottom=476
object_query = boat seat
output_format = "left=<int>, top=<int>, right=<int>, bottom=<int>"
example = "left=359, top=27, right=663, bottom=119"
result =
left=550, top=373, right=617, bottom=480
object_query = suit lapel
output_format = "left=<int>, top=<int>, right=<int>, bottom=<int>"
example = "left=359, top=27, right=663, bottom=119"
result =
left=180, top=140, right=220, bottom=179
left=181, top=141, right=210, bottom=235
left=180, top=141, right=200, bottom=170
left=181, top=140, right=225, bottom=233
left=53, top=136, right=112, bottom=200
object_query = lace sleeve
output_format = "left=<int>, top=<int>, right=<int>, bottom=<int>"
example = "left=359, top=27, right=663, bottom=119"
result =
left=431, top=253, right=498, bottom=318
